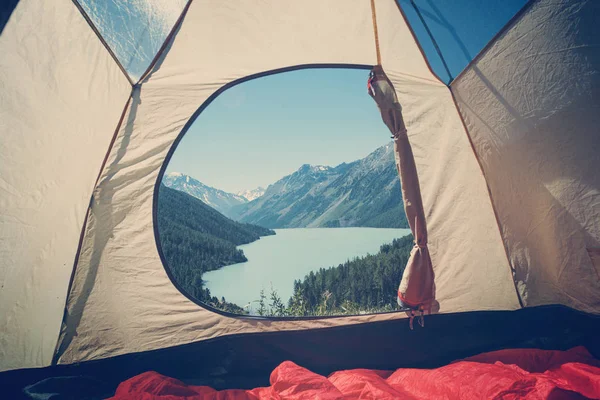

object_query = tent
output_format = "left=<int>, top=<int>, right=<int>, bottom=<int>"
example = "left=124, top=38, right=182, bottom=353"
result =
left=1, top=0, right=599, bottom=396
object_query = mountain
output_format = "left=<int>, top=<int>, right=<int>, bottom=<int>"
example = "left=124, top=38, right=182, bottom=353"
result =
left=232, top=143, right=408, bottom=229
left=162, top=172, right=247, bottom=217
left=237, top=187, right=265, bottom=201
left=157, top=185, right=274, bottom=312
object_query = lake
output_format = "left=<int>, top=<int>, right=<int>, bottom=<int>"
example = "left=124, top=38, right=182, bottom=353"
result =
left=203, top=227, right=411, bottom=313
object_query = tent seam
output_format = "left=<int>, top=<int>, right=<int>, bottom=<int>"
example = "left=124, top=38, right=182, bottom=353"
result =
left=451, top=0, right=538, bottom=84
left=370, top=0, right=382, bottom=65
left=444, top=0, right=541, bottom=309
left=71, top=0, right=134, bottom=87
left=395, top=0, right=523, bottom=308
left=51, top=91, right=134, bottom=365
left=51, top=305, right=585, bottom=367
left=136, top=0, right=194, bottom=85
left=409, top=0, right=453, bottom=82
left=393, top=0, right=448, bottom=86
left=449, top=89, right=524, bottom=309
left=49, top=305, right=594, bottom=368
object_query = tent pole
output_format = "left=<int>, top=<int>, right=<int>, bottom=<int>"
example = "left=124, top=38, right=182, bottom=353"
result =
left=409, top=0, right=453, bottom=82
left=370, top=0, right=382, bottom=65
left=71, top=0, right=134, bottom=86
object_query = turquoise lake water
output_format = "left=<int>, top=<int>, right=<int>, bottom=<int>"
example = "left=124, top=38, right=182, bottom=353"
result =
left=203, top=227, right=411, bottom=312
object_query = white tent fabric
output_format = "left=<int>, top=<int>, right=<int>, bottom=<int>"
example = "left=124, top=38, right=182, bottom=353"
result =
left=452, top=0, right=600, bottom=313
left=0, top=0, right=597, bottom=373
left=55, top=0, right=517, bottom=366
left=0, top=0, right=131, bottom=371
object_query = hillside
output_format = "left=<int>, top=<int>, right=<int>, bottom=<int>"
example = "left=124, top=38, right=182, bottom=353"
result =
left=290, top=235, right=413, bottom=314
left=256, top=234, right=414, bottom=317
left=162, top=172, right=248, bottom=217
left=233, top=143, right=408, bottom=229
left=157, top=185, right=274, bottom=312
left=237, top=187, right=265, bottom=201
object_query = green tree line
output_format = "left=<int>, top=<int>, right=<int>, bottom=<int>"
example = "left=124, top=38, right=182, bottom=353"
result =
left=158, top=183, right=413, bottom=318
left=257, top=235, right=414, bottom=317
left=157, top=184, right=274, bottom=313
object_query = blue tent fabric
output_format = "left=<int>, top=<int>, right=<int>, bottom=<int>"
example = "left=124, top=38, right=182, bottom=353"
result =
left=398, top=0, right=529, bottom=83
left=0, top=0, right=19, bottom=35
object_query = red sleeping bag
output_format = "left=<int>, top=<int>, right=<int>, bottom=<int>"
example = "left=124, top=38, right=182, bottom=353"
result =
left=110, top=347, right=600, bottom=399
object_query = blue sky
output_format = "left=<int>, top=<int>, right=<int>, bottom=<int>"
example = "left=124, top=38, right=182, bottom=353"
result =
left=165, top=68, right=393, bottom=193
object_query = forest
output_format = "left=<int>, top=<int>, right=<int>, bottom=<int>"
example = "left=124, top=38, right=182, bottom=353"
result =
left=255, top=234, right=414, bottom=317
left=157, top=184, right=274, bottom=313
left=158, top=184, right=413, bottom=317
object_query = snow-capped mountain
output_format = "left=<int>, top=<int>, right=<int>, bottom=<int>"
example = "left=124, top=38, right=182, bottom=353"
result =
left=231, top=142, right=407, bottom=229
left=236, top=187, right=265, bottom=202
left=162, top=172, right=247, bottom=218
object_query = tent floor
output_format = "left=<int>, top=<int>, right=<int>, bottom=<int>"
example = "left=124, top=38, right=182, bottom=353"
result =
left=2, top=305, right=599, bottom=399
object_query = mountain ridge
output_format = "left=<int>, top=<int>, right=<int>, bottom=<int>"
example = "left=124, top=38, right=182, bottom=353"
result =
left=162, top=172, right=247, bottom=218
left=157, top=184, right=274, bottom=313
left=233, top=142, right=408, bottom=229
left=237, top=187, right=265, bottom=201
left=163, top=142, right=408, bottom=230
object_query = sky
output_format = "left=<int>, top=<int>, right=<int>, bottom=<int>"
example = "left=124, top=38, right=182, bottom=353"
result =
left=165, top=68, right=393, bottom=193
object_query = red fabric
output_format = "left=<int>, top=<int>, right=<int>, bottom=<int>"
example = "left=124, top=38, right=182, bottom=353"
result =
left=109, top=347, right=600, bottom=399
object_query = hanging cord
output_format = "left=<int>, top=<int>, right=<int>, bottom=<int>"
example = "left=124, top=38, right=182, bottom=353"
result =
left=370, top=0, right=382, bottom=65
